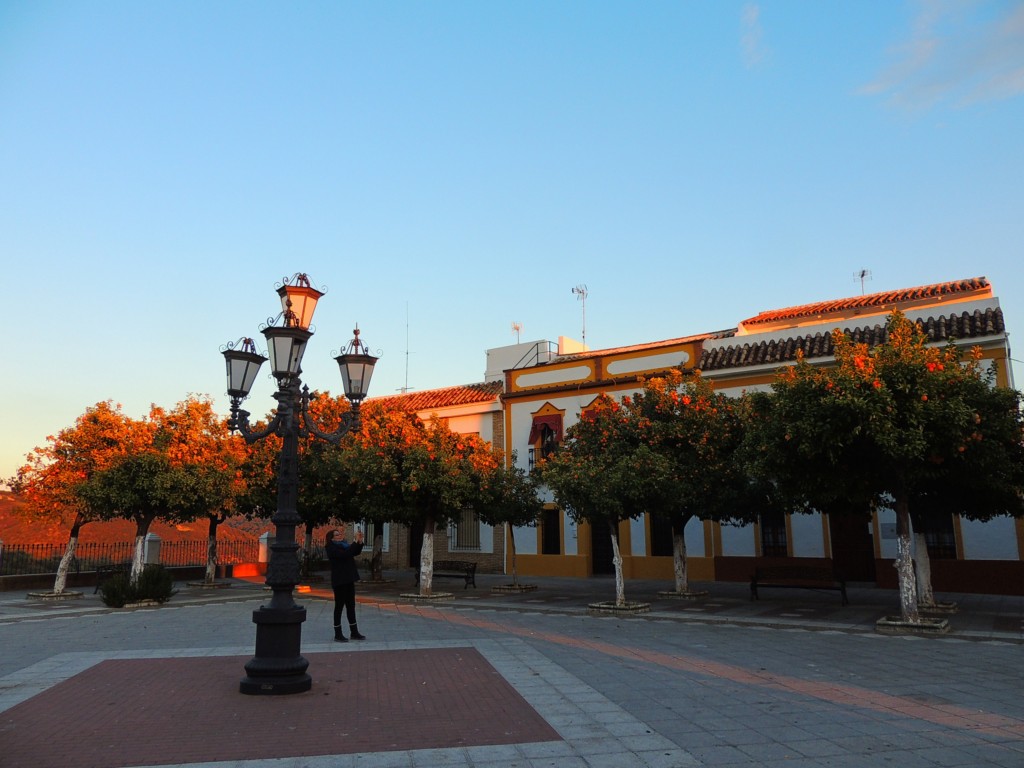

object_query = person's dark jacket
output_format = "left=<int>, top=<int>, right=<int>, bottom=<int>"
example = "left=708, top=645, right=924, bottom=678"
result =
left=326, top=539, right=364, bottom=587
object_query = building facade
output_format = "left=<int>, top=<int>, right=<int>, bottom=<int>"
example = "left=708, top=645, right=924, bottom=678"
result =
left=500, top=277, right=1023, bottom=594
left=361, top=381, right=505, bottom=573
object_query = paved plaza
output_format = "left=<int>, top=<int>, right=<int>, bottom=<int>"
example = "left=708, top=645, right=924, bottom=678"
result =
left=1, top=572, right=1022, bottom=767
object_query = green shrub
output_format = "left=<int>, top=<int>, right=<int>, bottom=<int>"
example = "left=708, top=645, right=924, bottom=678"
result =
left=99, top=565, right=177, bottom=607
left=135, top=564, right=177, bottom=603
left=99, top=572, right=133, bottom=607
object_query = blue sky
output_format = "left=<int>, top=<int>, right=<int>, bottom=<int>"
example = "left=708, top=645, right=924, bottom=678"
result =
left=2, top=1, right=1023, bottom=482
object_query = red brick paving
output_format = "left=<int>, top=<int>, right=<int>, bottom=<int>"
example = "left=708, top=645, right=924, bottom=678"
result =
left=0, top=648, right=561, bottom=768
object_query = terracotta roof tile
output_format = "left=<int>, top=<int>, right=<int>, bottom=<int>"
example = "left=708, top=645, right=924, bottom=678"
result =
left=699, top=307, right=1005, bottom=372
left=368, top=381, right=502, bottom=413
left=739, top=277, right=991, bottom=329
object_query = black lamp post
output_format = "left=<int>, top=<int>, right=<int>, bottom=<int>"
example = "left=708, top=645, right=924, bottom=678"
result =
left=221, top=273, right=378, bottom=695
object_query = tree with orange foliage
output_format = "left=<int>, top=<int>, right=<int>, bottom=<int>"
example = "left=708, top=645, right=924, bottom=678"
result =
left=8, top=401, right=149, bottom=594
left=626, top=370, right=758, bottom=595
left=235, top=390, right=359, bottom=575
left=79, top=396, right=245, bottom=585
left=154, top=396, right=247, bottom=584
left=540, top=393, right=652, bottom=607
left=296, top=391, right=357, bottom=574
left=477, top=451, right=543, bottom=589
left=342, top=404, right=500, bottom=595
left=749, top=311, right=1024, bottom=625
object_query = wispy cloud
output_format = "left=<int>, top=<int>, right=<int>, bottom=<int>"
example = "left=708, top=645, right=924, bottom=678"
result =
left=741, top=3, right=769, bottom=68
left=861, top=0, right=1024, bottom=109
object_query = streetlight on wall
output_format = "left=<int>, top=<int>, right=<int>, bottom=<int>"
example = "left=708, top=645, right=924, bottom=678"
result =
left=220, top=273, right=378, bottom=695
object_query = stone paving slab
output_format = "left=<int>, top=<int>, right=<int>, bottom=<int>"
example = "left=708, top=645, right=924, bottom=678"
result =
left=1, top=573, right=1023, bottom=767
left=2, top=574, right=1022, bottom=643
left=0, top=639, right=697, bottom=768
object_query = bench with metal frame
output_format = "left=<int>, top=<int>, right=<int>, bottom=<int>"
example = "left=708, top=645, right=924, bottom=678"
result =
left=415, top=559, right=477, bottom=589
left=750, top=565, right=848, bottom=605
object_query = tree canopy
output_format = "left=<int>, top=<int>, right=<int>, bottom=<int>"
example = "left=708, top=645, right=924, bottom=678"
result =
left=341, top=404, right=500, bottom=593
left=541, top=392, right=655, bottom=606
left=748, top=311, right=1024, bottom=622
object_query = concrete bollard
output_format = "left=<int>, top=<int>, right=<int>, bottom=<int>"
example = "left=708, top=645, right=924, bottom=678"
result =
left=143, top=533, right=162, bottom=565
left=258, top=532, right=273, bottom=564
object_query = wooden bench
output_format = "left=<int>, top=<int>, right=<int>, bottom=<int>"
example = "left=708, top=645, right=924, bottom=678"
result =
left=94, top=562, right=130, bottom=594
left=415, top=560, right=477, bottom=589
left=750, top=565, right=847, bottom=605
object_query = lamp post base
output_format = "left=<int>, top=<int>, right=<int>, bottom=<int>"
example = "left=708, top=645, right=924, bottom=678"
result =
left=239, top=605, right=312, bottom=695
left=240, top=672, right=312, bottom=695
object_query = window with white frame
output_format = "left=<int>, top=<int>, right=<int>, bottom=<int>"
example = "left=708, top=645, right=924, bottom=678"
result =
left=364, top=521, right=390, bottom=552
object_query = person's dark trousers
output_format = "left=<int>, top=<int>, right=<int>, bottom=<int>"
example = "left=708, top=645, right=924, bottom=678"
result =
left=333, top=583, right=358, bottom=641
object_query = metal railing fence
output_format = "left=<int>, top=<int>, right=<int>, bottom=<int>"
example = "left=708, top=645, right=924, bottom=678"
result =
left=0, top=540, right=258, bottom=576
left=160, top=540, right=259, bottom=567
left=0, top=542, right=134, bottom=576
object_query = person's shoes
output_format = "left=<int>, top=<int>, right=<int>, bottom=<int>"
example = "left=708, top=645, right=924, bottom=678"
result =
left=349, top=624, right=366, bottom=640
left=334, top=626, right=348, bottom=643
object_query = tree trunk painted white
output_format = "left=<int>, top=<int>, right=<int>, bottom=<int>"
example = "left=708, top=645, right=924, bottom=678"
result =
left=131, top=535, right=146, bottom=585
left=611, top=527, right=626, bottom=607
left=371, top=531, right=383, bottom=580
left=205, top=532, right=218, bottom=584
left=894, top=497, right=920, bottom=623
left=508, top=523, right=519, bottom=586
left=53, top=515, right=86, bottom=595
left=672, top=530, right=688, bottom=594
left=53, top=536, right=78, bottom=595
left=420, top=520, right=434, bottom=595
left=914, top=531, right=935, bottom=607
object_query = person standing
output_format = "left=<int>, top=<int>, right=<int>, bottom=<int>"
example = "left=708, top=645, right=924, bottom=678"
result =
left=325, top=524, right=366, bottom=642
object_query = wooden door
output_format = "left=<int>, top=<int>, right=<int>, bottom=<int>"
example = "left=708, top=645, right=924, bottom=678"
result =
left=829, top=512, right=876, bottom=582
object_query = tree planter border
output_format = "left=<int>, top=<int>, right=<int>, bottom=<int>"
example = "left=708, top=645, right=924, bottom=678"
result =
left=875, top=616, right=950, bottom=635
left=657, top=589, right=709, bottom=599
left=186, top=581, right=233, bottom=589
left=122, top=599, right=163, bottom=609
left=400, top=592, right=455, bottom=602
left=588, top=601, right=651, bottom=615
left=27, top=591, right=84, bottom=601
left=492, top=584, right=538, bottom=593
left=918, top=601, right=958, bottom=614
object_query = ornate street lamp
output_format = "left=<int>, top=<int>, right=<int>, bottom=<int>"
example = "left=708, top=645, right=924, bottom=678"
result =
left=220, top=272, right=378, bottom=695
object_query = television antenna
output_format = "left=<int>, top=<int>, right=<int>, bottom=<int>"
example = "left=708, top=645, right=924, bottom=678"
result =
left=854, top=269, right=872, bottom=294
left=398, top=302, right=415, bottom=394
left=572, top=284, right=588, bottom=347
left=511, top=321, right=522, bottom=343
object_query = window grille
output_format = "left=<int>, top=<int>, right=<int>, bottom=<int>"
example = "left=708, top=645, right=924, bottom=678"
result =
left=924, top=515, right=957, bottom=560
left=450, top=508, right=481, bottom=551
left=760, top=511, right=788, bottom=557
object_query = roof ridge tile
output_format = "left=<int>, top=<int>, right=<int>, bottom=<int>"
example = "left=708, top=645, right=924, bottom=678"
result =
left=739, top=277, right=990, bottom=328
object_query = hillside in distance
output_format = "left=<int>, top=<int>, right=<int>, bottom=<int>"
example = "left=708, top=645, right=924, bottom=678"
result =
left=0, top=492, right=272, bottom=545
